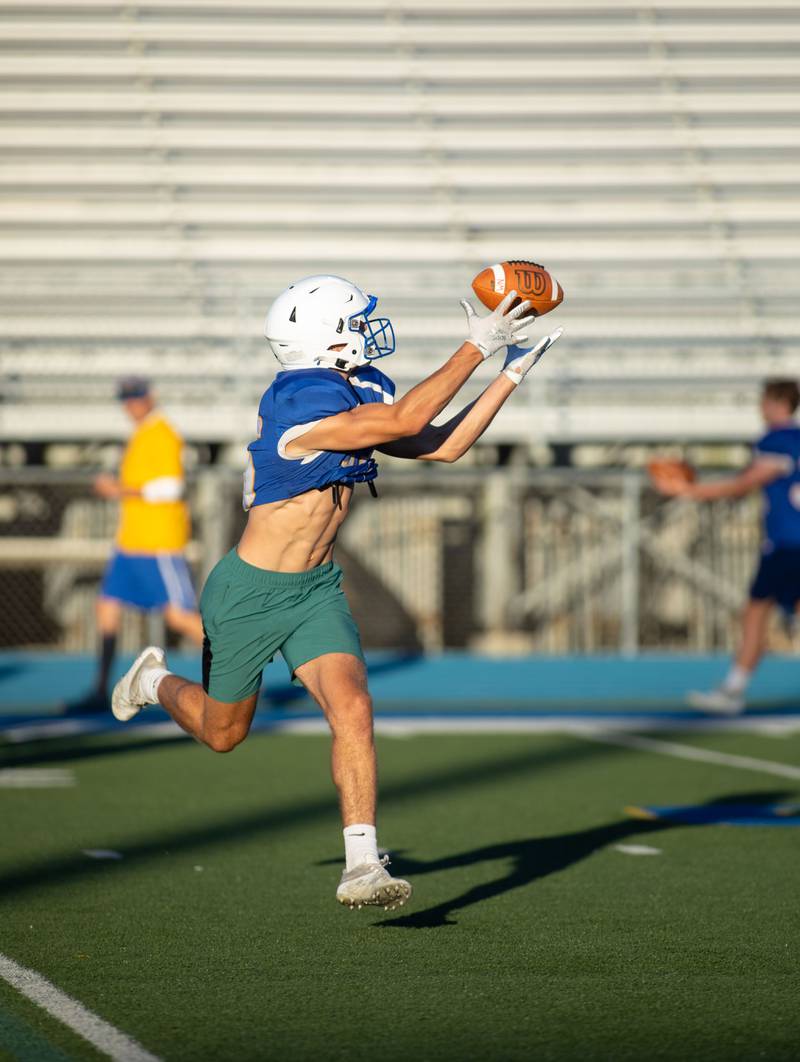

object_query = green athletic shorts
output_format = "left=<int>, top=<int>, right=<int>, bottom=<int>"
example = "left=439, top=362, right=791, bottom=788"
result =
left=199, top=549, right=364, bottom=703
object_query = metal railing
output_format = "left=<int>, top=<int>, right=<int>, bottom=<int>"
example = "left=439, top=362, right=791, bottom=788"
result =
left=0, top=465, right=782, bottom=655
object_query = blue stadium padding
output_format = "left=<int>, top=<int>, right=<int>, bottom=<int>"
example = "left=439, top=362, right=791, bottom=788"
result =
left=627, top=804, right=800, bottom=827
left=0, top=649, right=799, bottom=717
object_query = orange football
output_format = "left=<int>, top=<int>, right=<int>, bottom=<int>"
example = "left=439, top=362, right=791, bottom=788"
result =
left=471, top=260, right=564, bottom=318
left=647, top=458, right=696, bottom=486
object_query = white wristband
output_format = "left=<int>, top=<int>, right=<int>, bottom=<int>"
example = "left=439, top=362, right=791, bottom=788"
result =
left=141, top=476, right=184, bottom=502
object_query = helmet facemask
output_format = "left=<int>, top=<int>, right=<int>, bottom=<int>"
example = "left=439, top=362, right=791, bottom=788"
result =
left=343, top=296, right=395, bottom=368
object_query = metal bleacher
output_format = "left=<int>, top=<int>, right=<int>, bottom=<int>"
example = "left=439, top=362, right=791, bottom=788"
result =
left=1, top=0, right=799, bottom=447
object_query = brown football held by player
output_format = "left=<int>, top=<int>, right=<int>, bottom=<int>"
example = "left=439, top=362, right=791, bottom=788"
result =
left=472, top=260, right=564, bottom=318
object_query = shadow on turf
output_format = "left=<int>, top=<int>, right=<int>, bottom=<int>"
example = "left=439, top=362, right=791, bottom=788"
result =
left=0, top=731, right=193, bottom=770
left=0, top=734, right=627, bottom=901
left=378, top=790, right=794, bottom=930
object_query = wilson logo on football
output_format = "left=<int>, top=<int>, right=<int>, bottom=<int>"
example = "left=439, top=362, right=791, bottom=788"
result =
left=514, top=268, right=547, bottom=296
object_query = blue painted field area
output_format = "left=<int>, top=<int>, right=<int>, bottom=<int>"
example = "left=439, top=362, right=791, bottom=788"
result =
left=627, top=802, right=800, bottom=827
left=1, top=649, right=799, bottom=722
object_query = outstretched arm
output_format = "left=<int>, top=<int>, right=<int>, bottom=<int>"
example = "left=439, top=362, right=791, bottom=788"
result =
left=284, top=292, right=531, bottom=457
left=378, top=328, right=563, bottom=462
left=378, top=374, right=515, bottom=462
left=658, top=461, right=783, bottom=500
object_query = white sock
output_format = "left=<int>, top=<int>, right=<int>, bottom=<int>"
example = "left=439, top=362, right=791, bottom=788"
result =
left=343, top=824, right=379, bottom=871
left=140, top=666, right=170, bottom=704
left=722, top=666, right=751, bottom=694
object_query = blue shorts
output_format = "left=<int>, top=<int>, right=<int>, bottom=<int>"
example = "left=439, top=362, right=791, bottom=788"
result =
left=101, top=550, right=197, bottom=611
left=750, top=548, right=800, bottom=615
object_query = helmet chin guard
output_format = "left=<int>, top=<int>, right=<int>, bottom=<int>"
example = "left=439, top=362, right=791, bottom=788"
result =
left=265, top=275, right=395, bottom=372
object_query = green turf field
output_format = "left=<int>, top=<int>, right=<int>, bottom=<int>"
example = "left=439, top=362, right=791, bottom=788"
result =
left=2, top=726, right=799, bottom=1061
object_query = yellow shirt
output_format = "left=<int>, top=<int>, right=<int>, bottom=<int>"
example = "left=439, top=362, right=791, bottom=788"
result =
left=116, top=412, right=190, bottom=553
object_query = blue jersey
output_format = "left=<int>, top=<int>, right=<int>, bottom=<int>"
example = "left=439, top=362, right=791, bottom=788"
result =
left=243, top=366, right=396, bottom=509
left=754, top=425, right=800, bottom=550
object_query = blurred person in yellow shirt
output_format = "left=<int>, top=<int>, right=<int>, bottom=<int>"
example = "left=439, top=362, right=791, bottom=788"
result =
left=69, top=377, right=203, bottom=713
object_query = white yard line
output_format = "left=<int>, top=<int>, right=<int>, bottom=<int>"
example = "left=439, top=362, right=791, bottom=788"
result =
left=0, top=768, right=75, bottom=788
left=614, top=844, right=662, bottom=856
left=3, top=713, right=800, bottom=743
left=276, top=715, right=800, bottom=737
left=577, top=730, right=800, bottom=781
left=0, top=953, right=161, bottom=1062
left=2, top=718, right=111, bottom=743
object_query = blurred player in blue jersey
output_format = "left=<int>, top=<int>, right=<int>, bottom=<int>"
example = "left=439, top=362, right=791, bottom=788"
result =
left=111, top=273, right=562, bottom=909
left=653, top=378, right=800, bottom=713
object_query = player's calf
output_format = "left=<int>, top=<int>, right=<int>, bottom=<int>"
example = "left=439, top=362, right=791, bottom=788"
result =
left=112, top=649, right=257, bottom=751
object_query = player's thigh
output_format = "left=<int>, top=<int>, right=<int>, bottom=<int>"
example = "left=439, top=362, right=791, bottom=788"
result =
left=294, top=652, right=372, bottom=728
left=96, top=595, right=122, bottom=631
left=199, top=551, right=283, bottom=704
left=743, top=596, right=773, bottom=620
left=281, top=583, right=365, bottom=690
left=163, top=603, right=204, bottom=643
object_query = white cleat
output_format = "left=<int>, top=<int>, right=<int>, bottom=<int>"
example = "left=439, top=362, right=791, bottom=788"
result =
left=686, top=687, right=745, bottom=715
left=336, top=855, right=412, bottom=912
left=111, top=646, right=166, bottom=722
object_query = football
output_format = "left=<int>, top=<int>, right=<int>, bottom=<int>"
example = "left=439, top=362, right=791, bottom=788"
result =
left=472, top=260, right=564, bottom=318
left=647, top=458, right=696, bottom=487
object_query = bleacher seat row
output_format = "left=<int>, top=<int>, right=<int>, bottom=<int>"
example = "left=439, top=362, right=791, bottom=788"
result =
left=0, top=0, right=798, bottom=445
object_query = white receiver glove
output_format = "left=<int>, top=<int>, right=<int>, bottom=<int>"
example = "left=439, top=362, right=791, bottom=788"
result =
left=502, top=327, right=563, bottom=385
left=460, top=290, right=532, bottom=359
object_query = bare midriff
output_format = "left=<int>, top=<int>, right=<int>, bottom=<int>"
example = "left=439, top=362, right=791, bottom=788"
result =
left=236, top=485, right=353, bottom=572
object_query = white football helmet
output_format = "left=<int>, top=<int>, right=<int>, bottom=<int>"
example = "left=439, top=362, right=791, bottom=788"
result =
left=264, top=274, right=395, bottom=372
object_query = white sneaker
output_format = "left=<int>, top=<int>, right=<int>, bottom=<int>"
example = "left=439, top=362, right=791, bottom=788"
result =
left=336, top=855, right=412, bottom=911
left=686, top=687, right=745, bottom=714
left=111, top=646, right=166, bottom=722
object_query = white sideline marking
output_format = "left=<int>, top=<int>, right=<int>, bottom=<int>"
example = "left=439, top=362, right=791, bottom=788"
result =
left=0, top=952, right=161, bottom=1062
left=0, top=768, right=75, bottom=788
left=263, top=715, right=800, bottom=737
left=3, top=719, right=110, bottom=743
left=578, top=731, right=800, bottom=781
left=4, top=713, right=800, bottom=744
left=614, top=844, right=662, bottom=856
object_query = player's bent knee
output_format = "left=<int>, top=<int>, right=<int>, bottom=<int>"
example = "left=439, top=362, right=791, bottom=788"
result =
left=205, top=730, right=243, bottom=754
left=200, top=693, right=255, bottom=753
left=203, top=721, right=250, bottom=753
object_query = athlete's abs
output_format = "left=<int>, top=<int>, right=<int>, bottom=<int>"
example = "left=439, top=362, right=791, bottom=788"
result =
left=236, top=485, right=353, bottom=572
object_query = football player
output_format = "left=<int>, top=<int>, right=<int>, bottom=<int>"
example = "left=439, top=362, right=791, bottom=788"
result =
left=112, top=275, right=562, bottom=909
left=652, top=378, right=800, bottom=713
left=68, top=376, right=203, bottom=713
